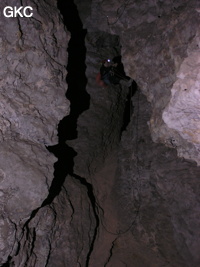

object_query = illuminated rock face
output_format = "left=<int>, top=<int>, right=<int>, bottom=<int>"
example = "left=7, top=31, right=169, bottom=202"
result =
left=76, top=0, right=200, bottom=165
left=73, top=1, right=200, bottom=266
left=1, top=0, right=200, bottom=266
left=163, top=50, right=200, bottom=163
left=0, top=0, right=69, bottom=264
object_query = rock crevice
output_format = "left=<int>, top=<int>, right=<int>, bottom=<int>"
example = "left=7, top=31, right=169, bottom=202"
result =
left=1, top=0, right=200, bottom=266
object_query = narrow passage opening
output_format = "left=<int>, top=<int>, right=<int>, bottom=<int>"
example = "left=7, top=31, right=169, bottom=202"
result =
left=45, top=0, right=90, bottom=204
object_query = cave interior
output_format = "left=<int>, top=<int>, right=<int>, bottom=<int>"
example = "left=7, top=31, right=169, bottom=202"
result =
left=0, top=0, right=200, bottom=266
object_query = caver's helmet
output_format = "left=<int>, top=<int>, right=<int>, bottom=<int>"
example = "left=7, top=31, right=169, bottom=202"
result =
left=102, top=59, right=111, bottom=64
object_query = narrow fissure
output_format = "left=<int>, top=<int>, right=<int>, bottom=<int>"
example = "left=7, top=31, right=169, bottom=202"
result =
left=57, top=0, right=90, bottom=141
left=104, top=238, right=118, bottom=267
left=2, top=0, right=96, bottom=265
left=72, top=174, right=100, bottom=266
left=1, top=256, right=12, bottom=267
left=2, top=2, right=137, bottom=266
left=43, top=0, right=91, bottom=204
left=120, top=80, right=138, bottom=133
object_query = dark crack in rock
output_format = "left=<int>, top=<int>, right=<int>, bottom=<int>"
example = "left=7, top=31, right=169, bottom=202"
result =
left=0, top=0, right=69, bottom=265
left=76, top=0, right=200, bottom=164
left=1, top=0, right=200, bottom=266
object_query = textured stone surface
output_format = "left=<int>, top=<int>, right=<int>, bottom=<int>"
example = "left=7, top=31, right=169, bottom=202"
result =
left=69, top=31, right=129, bottom=178
left=114, top=92, right=200, bottom=266
left=1, top=0, right=200, bottom=266
left=163, top=49, right=200, bottom=163
left=72, top=1, right=200, bottom=266
left=73, top=86, right=200, bottom=266
left=11, top=176, right=95, bottom=267
left=76, top=0, right=200, bottom=164
left=47, top=176, right=96, bottom=267
left=0, top=0, right=69, bottom=264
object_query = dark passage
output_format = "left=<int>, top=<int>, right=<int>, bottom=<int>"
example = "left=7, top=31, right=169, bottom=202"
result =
left=44, top=0, right=90, bottom=204
left=110, top=55, right=138, bottom=133
left=121, top=79, right=138, bottom=133
left=58, top=0, right=90, bottom=141
left=3, top=1, right=93, bottom=265
left=45, top=1, right=98, bottom=264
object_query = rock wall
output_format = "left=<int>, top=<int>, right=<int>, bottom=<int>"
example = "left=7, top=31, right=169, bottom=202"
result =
left=76, top=0, right=200, bottom=165
left=72, top=0, right=200, bottom=266
left=69, top=31, right=129, bottom=178
left=1, top=0, right=200, bottom=266
left=0, top=0, right=69, bottom=265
